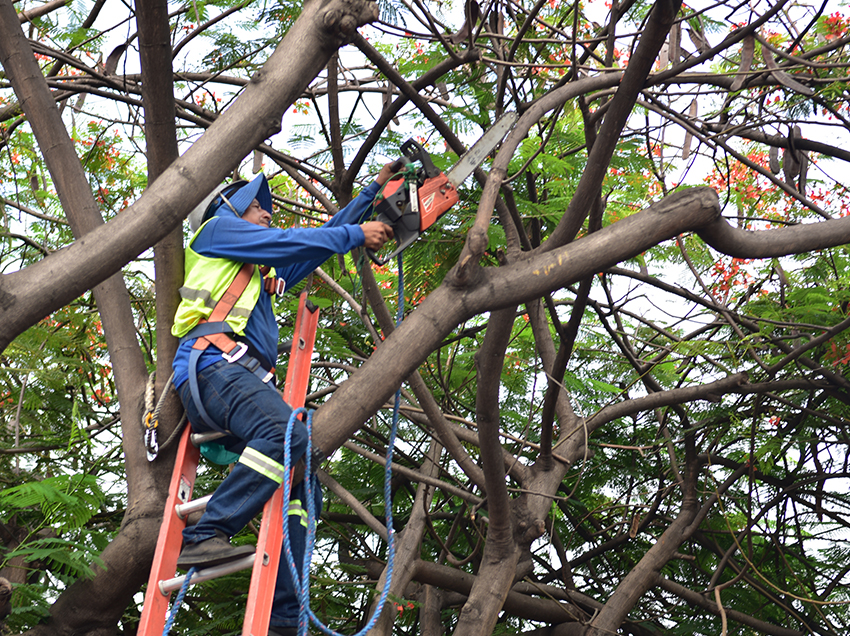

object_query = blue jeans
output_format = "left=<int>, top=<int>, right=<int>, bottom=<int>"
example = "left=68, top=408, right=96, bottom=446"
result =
left=177, top=358, right=320, bottom=629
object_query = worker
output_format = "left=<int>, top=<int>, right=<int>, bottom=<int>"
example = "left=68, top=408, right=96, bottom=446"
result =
left=170, top=165, right=395, bottom=636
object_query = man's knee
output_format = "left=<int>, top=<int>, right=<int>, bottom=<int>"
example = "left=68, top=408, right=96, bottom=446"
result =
left=246, top=436, right=288, bottom=464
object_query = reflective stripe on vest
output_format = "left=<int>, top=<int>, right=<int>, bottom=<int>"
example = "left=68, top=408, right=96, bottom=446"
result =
left=238, top=447, right=286, bottom=484
left=177, top=286, right=253, bottom=319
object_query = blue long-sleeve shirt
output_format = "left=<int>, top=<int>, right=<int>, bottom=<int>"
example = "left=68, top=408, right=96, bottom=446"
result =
left=172, top=181, right=380, bottom=388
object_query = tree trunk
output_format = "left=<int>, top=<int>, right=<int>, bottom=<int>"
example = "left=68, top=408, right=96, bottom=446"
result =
left=135, top=0, right=184, bottom=418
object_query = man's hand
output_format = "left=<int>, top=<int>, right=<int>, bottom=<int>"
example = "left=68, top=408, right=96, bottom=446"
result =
left=375, top=161, right=399, bottom=186
left=361, top=221, right=394, bottom=250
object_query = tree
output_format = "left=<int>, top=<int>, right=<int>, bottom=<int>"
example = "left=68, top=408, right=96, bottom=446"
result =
left=2, top=0, right=850, bottom=634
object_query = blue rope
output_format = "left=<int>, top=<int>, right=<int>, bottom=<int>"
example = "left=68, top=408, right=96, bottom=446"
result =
left=281, top=253, right=405, bottom=636
left=161, top=567, right=197, bottom=636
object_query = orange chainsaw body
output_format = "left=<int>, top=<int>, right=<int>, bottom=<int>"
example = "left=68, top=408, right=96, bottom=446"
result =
left=417, top=173, right=459, bottom=231
left=367, top=113, right=516, bottom=265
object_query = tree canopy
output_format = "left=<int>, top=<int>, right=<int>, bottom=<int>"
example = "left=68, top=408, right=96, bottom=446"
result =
left=2, top=0, right=850, bottom=635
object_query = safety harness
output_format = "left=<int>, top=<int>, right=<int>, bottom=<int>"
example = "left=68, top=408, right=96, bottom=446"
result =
left=181, top=261, right=283, bottom=434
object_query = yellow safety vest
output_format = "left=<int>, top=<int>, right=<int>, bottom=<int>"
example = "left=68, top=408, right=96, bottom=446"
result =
left=172, top=219, right=275, bottom=338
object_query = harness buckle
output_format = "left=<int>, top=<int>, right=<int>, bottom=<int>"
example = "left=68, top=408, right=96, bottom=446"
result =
left=221, top=341, right=249, bottom=363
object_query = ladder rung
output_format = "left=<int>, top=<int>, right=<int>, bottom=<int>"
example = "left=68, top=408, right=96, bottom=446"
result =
left=175, top=494, right=212, bottom=520
left=158, top=553, right=259, bottom=595
left=191, top=431, right=227, bottom=446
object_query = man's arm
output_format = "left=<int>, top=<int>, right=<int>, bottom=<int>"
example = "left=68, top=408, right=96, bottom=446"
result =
left=194, top=164, right=395, bottom=283
left=275, top=163, right=396, bottom=281
left=322, top=162, right=396, bottom=228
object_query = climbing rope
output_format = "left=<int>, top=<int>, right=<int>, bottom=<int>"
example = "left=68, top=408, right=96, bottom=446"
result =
left=143, top=372, right=159, bottom=461
left=161, top=566, right=197, bottom=636
left=282, top=253, right=405, bottom=636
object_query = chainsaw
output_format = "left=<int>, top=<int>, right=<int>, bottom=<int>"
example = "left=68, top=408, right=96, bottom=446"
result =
left=368, top=112, right=517, bottom=265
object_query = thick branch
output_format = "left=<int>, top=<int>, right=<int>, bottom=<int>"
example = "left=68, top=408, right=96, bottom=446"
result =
left=699, top=214, right=850, bottom=258
left=474, top=306, right=517, bottom=548
left=586, top=373, right=749, bottom=431
left=587, top=454, right=699, bottom=635
left=135, top=0, right=184, bottom=427
left=313, top=187, right=722, bottom=458
left=453, top=72, right=625, bottom=277
left=546, top=0, right=683, bottom=248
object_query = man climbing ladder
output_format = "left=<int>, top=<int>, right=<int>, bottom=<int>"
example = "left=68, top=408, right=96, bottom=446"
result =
left=170, top=166, right=394, bottom=636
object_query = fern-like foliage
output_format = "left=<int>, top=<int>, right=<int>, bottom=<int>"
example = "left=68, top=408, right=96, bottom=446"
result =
left=0, top=473, right=105, bottom=531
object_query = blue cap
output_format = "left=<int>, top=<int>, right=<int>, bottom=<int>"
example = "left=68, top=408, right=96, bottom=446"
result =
left=211, top=173, right=273, bottom=220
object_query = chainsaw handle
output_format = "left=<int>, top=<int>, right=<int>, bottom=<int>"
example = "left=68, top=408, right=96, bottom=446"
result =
left=366, top=247, right=389, bottom=266
left=366, top=231, right=419, bottom=267
left=388, top=157, right=408, bottom=173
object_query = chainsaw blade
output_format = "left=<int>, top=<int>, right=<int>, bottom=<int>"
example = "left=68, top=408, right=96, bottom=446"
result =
left=445, top=112, right=518, bottom=187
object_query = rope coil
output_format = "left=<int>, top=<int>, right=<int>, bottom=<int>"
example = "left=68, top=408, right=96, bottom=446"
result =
left=143, top=372, right=159, bottom=461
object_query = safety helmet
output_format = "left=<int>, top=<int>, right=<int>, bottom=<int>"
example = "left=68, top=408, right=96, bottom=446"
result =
left=187, top=173, right=272, bottom=232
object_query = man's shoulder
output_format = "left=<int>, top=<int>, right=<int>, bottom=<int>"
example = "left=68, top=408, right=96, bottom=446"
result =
left=196, top=215, right=257, bottom=242
left=191, top=216, right=245, bottom=254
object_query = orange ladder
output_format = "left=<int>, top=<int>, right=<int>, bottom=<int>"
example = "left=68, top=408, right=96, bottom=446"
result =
left=138, top=292, right=320, bottom=636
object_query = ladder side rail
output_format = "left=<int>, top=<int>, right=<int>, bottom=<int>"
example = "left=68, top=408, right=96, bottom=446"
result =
left=138, top=426, right=201, bottom=635
left=244, top=291, right=320, bottom=636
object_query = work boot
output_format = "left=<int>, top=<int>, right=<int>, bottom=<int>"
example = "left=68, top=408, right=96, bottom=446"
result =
left=176, top=531, right=255, bottom=569
left=268, top=629, right=297, bottom=636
